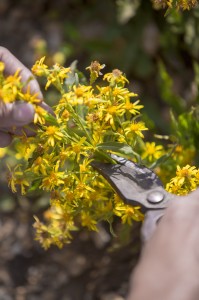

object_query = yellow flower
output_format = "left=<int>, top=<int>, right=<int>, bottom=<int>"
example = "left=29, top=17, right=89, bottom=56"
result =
left=67, top=137, right=89, bottom=162
left=0, top=147, right=7, bottom=158
left=31, top=56, right=48, bottom=76
left=124, top=121, right=148, bottom=138
left=29, top=156, right=49, bottom=175
left=112, top=87, right=134, bottom=99
left=45, top=64, right=71, bottom=90
left=142, top=142, right=164, bottom=162
left=7, top=165, right=29, bottom=194
left=114, top=201, right=144, bottom=224
left=7, top=165, right=19, bottom=193
left=16, top=177, right=30, bottom=195
left=79, top=158, right=93, bottom=173
left=81, top=212, right=98, bottom=231
left=60, top=109, right=70, bottom=121
left=62, top=85, right=92, bottom=106
left=0, top=70, right=22, bottom=103
left=176, top=165, right=197, bottom=186
left=124, top=99, right=143, bottom=115
left=34, top=105, right=47, bottom=124
left=166, top=165, right=198, bottom=195
left=0, top=61, right=5, bottom=72
left=166, top=181, right=183, bottom=195
left=103, top=69, right=129, bottom=86
left=15, top=141, right=36, bottom=161
left=41, top=125, right=64, bottom=147
left=40, top=163, right=65, bottom=191
left=104, top=104, right=125, bottom=129
left=19, top=86, right=41, bottom=105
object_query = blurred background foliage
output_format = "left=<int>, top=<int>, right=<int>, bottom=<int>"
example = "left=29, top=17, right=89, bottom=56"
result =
left=1, top=0, right=199, bottom=129
left=1, top=0, right=199, bottom=208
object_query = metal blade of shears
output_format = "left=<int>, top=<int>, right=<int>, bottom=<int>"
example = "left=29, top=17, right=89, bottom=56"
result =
left=91, top=154, right=179, bottom=241
left=91, top=154, right=175, bottom=212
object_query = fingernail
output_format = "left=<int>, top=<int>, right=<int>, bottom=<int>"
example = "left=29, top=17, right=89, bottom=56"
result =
left=13, top=103, right=35, bottom=123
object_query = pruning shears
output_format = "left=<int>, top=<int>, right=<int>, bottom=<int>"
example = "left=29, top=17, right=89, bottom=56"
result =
left=91, top=154, right=179, bottom=242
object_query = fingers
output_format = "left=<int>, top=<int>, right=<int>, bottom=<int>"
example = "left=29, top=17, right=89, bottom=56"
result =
left=0, top=46, right=43, bottom=99
left=0, top=131, right=12, bottom=147
left=0, top=102, right=35, bottom=128
left=0, top=47, right=54, bottom=148
left=40, top=101, right=55, bottom=116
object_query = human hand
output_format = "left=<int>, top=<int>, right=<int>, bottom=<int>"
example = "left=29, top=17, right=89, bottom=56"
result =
left=0, top=47, right=51, bottom=147
left=127, top=188, right=199, bottom=300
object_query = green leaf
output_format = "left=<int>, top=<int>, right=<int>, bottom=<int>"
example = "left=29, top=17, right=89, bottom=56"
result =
left=28, top=179, right=42, bottom=193
left=44, top=113, right=59, bottom=126
left=97, top=142, right=139, bottom=159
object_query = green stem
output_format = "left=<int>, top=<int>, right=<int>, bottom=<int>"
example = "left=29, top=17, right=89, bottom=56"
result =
left=94, top=149, right=116, bottom=164
left=66, top=103, right=93, bottom=145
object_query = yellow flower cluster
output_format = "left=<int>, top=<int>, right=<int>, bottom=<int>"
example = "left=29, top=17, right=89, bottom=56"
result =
left=152, top=0, right=197, bottom=10
left=166, top=165, right=199, bottom=195
left=3, top=58, right=149, bottom=248
left=1, top=57, right=198, bottom=248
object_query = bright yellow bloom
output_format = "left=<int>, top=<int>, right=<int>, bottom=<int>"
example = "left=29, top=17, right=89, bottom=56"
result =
left=34, top=105, right=47, bottom=124
left=0, top=61, right=5, bottom=72
left=124, top=99, right=143, bottom=115
left=166, top=181, right=183, bottom=195
left=81, top=212, right=98, bottom=231
left=15, top=142, right=36, bottom=161
left=124, top=121, right=148, bottom=138
left=45, top=64, right=71, bottom=90
left=41, top=126, right=64, bottom=147
left=112, top=87, right=135, bottom=99
left=31, top=56, right=48, bottom=76
left=29, top=156, right=50, bottom=175
left=166, top=165, right=198, bottom=195
left=176, top=165, right=197, bottom=185
left=19, top=86, right=41, bottom=105
left=114, top=201, right=144, bottom=224
left=0, top=147, right=7, bottom=158
left=62, top=85, right=92, bottom=106
left=67, top=137, right=89, bottom=162
left=40, top=163, right=65, bottom=191
left=0, top=70, right=22, bottom=103
left=60, top=109, right=70, bottom=121
left=79, top=158, right=93, bottom=173
left=142, top=142, right=164, bottom=162
left=103, top=69, right=129, bottom=86
left=104, top=104, right=125, bottom=129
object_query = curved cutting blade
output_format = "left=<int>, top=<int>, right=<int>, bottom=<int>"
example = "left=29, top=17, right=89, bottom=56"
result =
left=91, top=154, right=173, bottom=211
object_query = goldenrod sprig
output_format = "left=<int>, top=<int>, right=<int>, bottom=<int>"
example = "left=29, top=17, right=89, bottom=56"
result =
left=2, top=57, right=198, bottom=249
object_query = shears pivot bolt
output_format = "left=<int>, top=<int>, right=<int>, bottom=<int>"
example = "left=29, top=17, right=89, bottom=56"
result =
left=147, top=191, right=164, bottom=204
